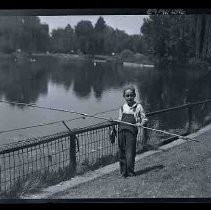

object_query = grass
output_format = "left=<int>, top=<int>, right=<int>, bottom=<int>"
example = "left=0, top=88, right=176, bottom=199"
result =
left=77, top=153, right=119, bottom=175
left=0, top=165, right=75, bottom=198
left=0, top=153, right=119, bottom=198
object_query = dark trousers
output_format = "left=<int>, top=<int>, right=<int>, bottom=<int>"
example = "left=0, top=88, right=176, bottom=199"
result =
left=118, top=130, right=137, bottom=175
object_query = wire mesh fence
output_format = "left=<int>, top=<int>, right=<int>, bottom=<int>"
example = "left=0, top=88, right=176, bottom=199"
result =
left=0, top=122, right=119, bottom=196
left=0, top=132, right=75, bottom=195
left=0, top=101, right=211, bottom=197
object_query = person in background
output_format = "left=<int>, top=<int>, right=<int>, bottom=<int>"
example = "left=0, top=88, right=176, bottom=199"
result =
left=118, top=86, right=148, bottom=178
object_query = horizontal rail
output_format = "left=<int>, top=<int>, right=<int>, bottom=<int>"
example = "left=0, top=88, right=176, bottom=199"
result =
left=0, top=121, right=116, bottom=155
left=146, top=99, right=211, bottom=117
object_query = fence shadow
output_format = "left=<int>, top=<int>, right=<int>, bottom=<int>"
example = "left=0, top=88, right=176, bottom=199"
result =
left=135, top=164, right=164, bottom=176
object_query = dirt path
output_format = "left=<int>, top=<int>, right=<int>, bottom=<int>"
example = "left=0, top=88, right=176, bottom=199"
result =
left=49, top=130, right=211, bottom=198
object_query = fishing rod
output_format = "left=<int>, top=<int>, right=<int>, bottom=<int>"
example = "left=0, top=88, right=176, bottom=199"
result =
left=87, top=116, right=199, bottom=143
left=141, top=125, right=199, bottom=142
left=0, top=100, right=199, bottom=142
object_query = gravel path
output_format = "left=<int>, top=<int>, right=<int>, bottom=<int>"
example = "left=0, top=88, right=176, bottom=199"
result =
left=49, top=130, right=211, bottom=199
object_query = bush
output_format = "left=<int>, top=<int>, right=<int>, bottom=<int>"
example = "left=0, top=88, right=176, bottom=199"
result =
left=1, top=45, right=14, bottom=54
left=134, top=53, right=154, bottom=64
left=188, top=57, right=209, bottom=69
left=120, top=50, right=154, bottom=65
left=120, top=49, right=135, bottom=61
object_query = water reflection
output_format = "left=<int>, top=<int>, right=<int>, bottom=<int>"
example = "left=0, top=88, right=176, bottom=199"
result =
left=50, top=61, right=127, bottom=100
left=0, top=57, right=49, bottom=104
left=0, top=57, right=211, bottom=111
left=0, top=56, right=211, bottom=144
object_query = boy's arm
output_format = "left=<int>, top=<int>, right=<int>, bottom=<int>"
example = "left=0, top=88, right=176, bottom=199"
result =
left=137, top=104, right=148, bottom=126
left=118, top=106, right=123, bottom=121
left=140, top=112, right=148, bottom=125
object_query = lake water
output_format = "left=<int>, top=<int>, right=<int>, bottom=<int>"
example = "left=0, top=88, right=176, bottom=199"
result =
left=0, top=55, right=211, bottom=145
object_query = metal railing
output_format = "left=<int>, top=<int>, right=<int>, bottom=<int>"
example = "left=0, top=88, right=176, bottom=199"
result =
left=0, top=99, right=211, bottom=196
left=0, top=121, right=119, bottom=196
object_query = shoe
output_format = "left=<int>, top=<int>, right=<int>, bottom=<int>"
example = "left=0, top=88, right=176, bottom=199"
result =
left=128, top=172, right=136, bottom=177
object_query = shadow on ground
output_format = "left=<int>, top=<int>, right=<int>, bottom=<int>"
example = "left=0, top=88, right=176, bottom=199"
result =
left=135, top=164, right=165, bottom=176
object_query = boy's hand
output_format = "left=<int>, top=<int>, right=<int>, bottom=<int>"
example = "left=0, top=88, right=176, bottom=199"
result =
left=136, top=121, right=148, bottom=127
left=109, top=118, right=114, bottom=122
left=136, top=122, right=142, bottom=127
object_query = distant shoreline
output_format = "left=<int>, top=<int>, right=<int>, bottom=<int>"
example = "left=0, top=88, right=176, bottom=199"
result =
left=2, top=52, right=210, bottom=70
left=0, top=52, right=153, bottom=66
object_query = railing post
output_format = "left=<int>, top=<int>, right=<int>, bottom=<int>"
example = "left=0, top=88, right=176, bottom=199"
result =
left=0, top=164, right=1, bottom=193
left=69, top=134, right=76, bottom=178
left=62, top=121, right=77, bottom=178
left=142, top=121, right=149, bottom=150
left=187, top=105, right=193, bottom=134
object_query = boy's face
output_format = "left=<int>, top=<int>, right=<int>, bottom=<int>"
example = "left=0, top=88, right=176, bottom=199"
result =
left=124, top=89, right=135, bottom=106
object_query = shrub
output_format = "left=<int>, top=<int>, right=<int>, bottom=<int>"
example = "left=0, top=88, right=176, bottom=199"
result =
left=120, top=49, right=135, bottom=62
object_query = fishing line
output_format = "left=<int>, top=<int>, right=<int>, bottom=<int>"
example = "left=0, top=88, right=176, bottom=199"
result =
left=0, top=100, right=119, bottom=134
left=0, top=100, right=199, bottom=142
left=0, top=100, right=88, bottom=116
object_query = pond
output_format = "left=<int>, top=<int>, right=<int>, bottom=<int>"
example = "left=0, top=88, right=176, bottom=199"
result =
left=0, top=55, right=211, bottom=145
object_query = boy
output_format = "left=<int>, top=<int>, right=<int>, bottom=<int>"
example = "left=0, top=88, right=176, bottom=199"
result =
left=118, top=86, right=148, bottom=178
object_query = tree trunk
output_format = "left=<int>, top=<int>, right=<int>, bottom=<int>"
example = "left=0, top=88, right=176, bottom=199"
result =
left=202, top=15, right=211, bottom=60
left=199, top=15, right=206, bottom=60
left=195, top=15, right=208, bottom=60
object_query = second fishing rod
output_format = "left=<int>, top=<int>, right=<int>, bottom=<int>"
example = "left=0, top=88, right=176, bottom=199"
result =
left=0, top=100, right=199, bottom=143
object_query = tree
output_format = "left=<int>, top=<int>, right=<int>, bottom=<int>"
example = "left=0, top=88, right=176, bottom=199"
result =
left=0, top=16, right=147, bottom=57
left=103, top=26, right=116, bottom=54
left=20, top=16, right=50, bottom=53
left=0, top=16, right=23, bottom=53
left=0, top=16, right=50, bottom=53
left=93, top=17, right=107, bottom=54
left=75, top=20, right=94, bottom=54
left=113, top=29, right=130, bottom=53
left=94, top=16, right=106, bottom=32
left=129, top=35, right=146, bottom=53
left=50, top=24, right=75, bottom=53
left=141, top=15, right=211, bottom=65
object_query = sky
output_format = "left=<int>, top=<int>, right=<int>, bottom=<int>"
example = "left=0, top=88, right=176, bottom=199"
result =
left=39, top=15, right=149, bottom=35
